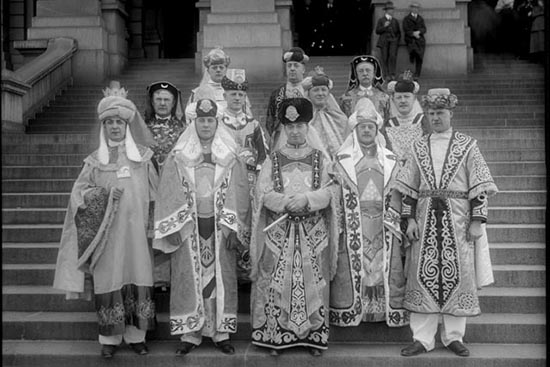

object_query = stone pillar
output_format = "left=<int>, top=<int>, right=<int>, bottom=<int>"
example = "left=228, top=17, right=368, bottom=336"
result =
left=371, top=0, right=472, bottom=76
left=198, top=0, right=285, bottom=81
left=128, top=0, right=144, bottom=58
left=101, top=0, right=129, bottom=75
left=27, top=0, right=109, bottom=83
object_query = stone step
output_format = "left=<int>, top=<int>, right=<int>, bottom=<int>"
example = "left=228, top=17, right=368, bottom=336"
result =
left=489, top=207, right=545, bottom=224
left=1, top=311, right=545, bottom=344
left=2, top=159, right=544, bottom=179
left=3, top=206, right=543, bottom=225
left=2, top=149, right=545, bottom=166
left=3, top=190, right=544, bottom=210
left=2, top=179, right=79, bottom=193
left=2, top=241, right=545, bottom=266
left=2, top=340, right=546, bottom=367
left=2, top=285, right=544, bottom=315
left=3, top=260, right=544, bottom=287
left=491, top=176, right=546, bottom=190
left=4, top=240, right=544, bottom=266
left=487, top=224, right=545, bottom=243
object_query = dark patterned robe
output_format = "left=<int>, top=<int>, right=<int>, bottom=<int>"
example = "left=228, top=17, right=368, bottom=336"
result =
left=146, top=116, right=186, bottom=170
left=250, top=144, right=339, bottom=350
left=394, top=129, right=498, bottom=316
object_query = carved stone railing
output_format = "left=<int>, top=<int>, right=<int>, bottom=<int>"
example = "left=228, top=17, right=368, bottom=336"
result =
left=1, top=37, right=77, bottom=132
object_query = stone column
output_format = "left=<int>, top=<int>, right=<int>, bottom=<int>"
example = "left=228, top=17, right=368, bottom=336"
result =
left=101, top=0, right=129, bottom=75
left=27, top=0, right=109, bottom=83
left=371, top=0, right=472, bottom=75
left=128, top=0, right=144, bottom=58
left=198, top=0, right=285, bottom=81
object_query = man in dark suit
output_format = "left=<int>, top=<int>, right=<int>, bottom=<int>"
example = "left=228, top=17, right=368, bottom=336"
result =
left=375, top=1, right=401, bottom=81
left=403, top=2, right=427, bottom=78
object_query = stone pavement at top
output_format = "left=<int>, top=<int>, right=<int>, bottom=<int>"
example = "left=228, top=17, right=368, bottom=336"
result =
left=2, top=53, right=546, bottom=367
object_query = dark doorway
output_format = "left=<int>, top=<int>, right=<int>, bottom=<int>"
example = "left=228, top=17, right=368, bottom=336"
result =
left=141, top=0, right=198, bottom=58
left=293, top=0, right=373, bottom=56
left=161, top=1, right=198, bottom=58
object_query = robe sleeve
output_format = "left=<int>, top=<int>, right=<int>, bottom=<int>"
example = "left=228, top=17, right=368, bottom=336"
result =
left=253, top=122, right=269, bottom=169
left=393, top=146, right=421, bottom=200
left=305, top=161, right=332, bottom=211
left=466, top=142, right=499, bottom=200
left=147, top=159, right=159, bottom=238
left=219, top=159, right=251, bottom=241
left=153, top=153, right=195, bottom=253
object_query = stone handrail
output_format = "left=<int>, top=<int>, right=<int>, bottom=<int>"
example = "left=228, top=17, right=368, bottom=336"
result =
left=1, top=37, right=77, bottom=132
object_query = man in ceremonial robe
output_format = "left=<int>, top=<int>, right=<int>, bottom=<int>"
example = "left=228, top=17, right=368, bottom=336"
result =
left=219, top=69, right=269, bottom=280
left=153, top=99, right=250, bottom=355
left=250, top=98, right=340, bottom=356
left=329, top=106, right=408, bottom=328
left=303, top=66, right=350, bottom=157
left=265, top=47, right=309, bottom=150
left=53, top=82, right=158, bottom=358
left=144, top=81, right=186, bottom=172
left=187, top=47, right=253, bottom=118
left=339, top=55, right=391, bottom=121
left=382, top=71, right=430, bottom=166
left=394, top=88, right=498, bottom=357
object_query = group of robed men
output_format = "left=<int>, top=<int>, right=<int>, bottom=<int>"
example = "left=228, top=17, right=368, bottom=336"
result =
left=53, top=45, right=498, bottom=360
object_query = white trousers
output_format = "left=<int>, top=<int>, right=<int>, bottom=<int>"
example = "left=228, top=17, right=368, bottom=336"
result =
left=410, top=313, right=467, bottom=351
left=180, top=330, right=229, bottom=346
left=98, top=325, right=146, bottom=345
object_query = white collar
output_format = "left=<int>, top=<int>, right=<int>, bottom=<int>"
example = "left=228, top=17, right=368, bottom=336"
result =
left=155, top=114, right=172, bottom=120
left=432, top=127, right=453, bottom=140
left=359, top=84, right=372, bottom=91
left=385, top=13, right=392, bottom=20
left=108, top=139, right=125, bottom=147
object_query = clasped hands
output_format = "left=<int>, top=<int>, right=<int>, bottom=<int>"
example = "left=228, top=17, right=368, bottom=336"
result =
left=413, top=30, right=421, bottom=38
left=284, top=193, right=309, bottom=213
left=406, top=218, right=483, bottom=242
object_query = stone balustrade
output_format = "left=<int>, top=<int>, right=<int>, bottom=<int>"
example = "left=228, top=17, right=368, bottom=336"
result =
left=1, top=37, right=77, bottom=132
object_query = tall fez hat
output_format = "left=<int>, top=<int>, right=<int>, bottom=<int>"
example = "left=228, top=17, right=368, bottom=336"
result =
left=383, top=1, right=395, bottom=10
left=195, top=99, right=218, bottom=118
left=221, top=69, right=248, bottom=91
left=387, top=70, right=420, bottom=94
left=147, top=81, right=178, bottom=99
left=278, top=97, right=313, bottom=125
left=282, top=47, right=309, bottom=64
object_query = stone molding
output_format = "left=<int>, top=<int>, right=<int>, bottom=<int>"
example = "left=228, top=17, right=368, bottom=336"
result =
left=1, top=37, right=77, bottom=131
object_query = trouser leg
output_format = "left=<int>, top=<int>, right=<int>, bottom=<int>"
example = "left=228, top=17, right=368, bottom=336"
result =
left=212, top=332, right=230, bottom=343
left=415, top=52, right=423, bottom=77
left=379, top=45, right=390, bottom=78
left=388, top=41, right=398, bottom=77
left=180, top=330, right=203, bottom=346
left=409, top=312, right=439, bottom=351
left=440, top=315, right=467, bottom=347
left=122, top=325, right=147, bottom=344
left=99, top=333, right=123, bottom=346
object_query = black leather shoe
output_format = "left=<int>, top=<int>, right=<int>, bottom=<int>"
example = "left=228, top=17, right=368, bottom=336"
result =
left=308, top=347, right=322, bottom=356
left=215, top=340, right=235, bottom=355
left=101, top=344, right=117, bottom=359
left=447, top=341, right=470, bottom=357
left=400, top=341, right=427, bottom=357
left=129, top=342, right=149, bottom=355
left=175, top=342, right=196, bottom=355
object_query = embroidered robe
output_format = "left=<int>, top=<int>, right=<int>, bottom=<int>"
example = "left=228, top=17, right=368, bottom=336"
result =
left=250, top=145, right=340, bottom=350
left=53, top=144, right=158, bottom=336
left=153, top=149, right=250, bottom=336
left=394, top=130, right=498, bottom=316
left=329, top=144, right=408, bottom=327
left=381, top=113, right=430, bottom=164
left=221, top=110, right=269, bottom=279
left=145, top=116, right=186, bottom=170
left=339, top=86, right=390, bottom=120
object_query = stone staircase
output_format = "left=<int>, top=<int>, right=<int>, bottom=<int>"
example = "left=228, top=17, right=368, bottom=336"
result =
left=2, top=54, right=546, bottom=366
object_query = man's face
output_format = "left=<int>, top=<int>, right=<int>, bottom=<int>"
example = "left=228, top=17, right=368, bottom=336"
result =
left=308, top=85, right=329, bottom=108
left=195, top=116, right=218, bottom=140
left=355, top=122, right=377, bottom=145
left=393, top=92, right=416, bottom=115
left=284, top=122, right=308, bottom=145
left=103, top=118, right=127, bottom=142
left=224, top=90, right=246, bottom=112
left=386, top=8, right=394, bottom=16
left=286, top=61, right=305, bottom=84
left=410, top=5, right=419, bottom=13
left=356, top=62, right=375, bottom=87
left=152, top=90, right=175, bottom=118
left=207, top=63, right=227, bottom=83
left=426, top=108, right=453, bottom=133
